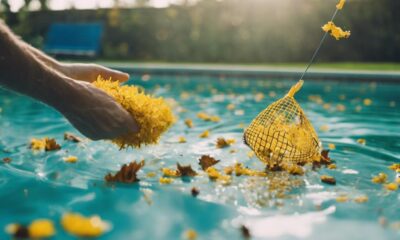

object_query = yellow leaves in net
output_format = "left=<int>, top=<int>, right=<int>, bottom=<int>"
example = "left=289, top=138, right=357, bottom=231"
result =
left=322, top=21, right=351, bottom=40
left=61, top=213, right=110, bottom=237
left=93, top=76, right=175, bottom=149
left=244, top=81, right=322, bottom=169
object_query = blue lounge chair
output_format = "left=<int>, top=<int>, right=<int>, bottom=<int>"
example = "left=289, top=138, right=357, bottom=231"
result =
left=43, top=23, right=103, bottom=57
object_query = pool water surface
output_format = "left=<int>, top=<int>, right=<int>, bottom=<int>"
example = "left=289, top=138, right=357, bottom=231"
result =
left=0, top=75, right=399, bottom=239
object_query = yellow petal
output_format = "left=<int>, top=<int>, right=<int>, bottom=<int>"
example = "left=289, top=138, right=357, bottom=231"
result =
left=28, top=219, right=56, bottom=238
left=63, top=156, right=78, bottom=163
left=336, top=0, right=346, bottom=10
left=61, top=213, right=110, bottom=237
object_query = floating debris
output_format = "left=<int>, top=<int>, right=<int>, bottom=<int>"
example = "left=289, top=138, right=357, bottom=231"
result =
left=354, top=196, right=369, bottom=203
left=184, top=229, right=197, bottom=240
left=226, top=104, right=235, bottom=110
left=61, top=212, right=110, bottom=237
left=320, top=175, right=336, bottom=185
left=385, top=183, right=398, bottom=191
left=2, top=157, right=11, bottom=163
left=225, top=163, right=267, bottom=177
left=357, top=138, right=366, bottom=145
left=282, top=163, right=305, bottom=176
left=105, top=160, right=144, bottom=183
left=371, top=173, right=387, bottom=184
left=191, top=187, right=200, bottom=197
left=6, top=219, right=55, bottom=239
left=178, top=136, right=187, bottom=143
left=162, top=168, right=181, bottom=177
left=216, top=138, right=235, bottom=148
left=63, top=156, right=78, bottom=163
left=327, top=164, right=337, bottom=169
left=319, top=125, right=329, bottom=132
left=163, top=163, right=197, bottom=177
left=206, top=167, right=231, bottom=185
left=146, top=172, right=156, bottom=178
left=30, top=138, right=61, bottom=151
left=159, top=177, right=173, bottom=184
left=336, top=104, right=346, bottom=112
left=328, top=143, right=336, bottom=150
left=199, top=130, right=210, bottom=138
left=184, top=119, right=194, bottom=128
left=363, top=98, right=372, bottom=106
left=336, top=195, right=349, bottom=203
left=240, top=225, right=251, bottom=239
left=197, top=112, right=220, bottom=122
left=388, top=163, right=400, bottom=172
left=177, top=163, right=197, bottom=177
left=198, top=155, right=220, bottom=171
left=254, top=93, right=264, bottom=102
left=64, top=132, right=82, bottom=143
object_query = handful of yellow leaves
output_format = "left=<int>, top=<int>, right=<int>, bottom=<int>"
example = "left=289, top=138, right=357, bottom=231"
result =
left=93, top=76, right=175, bottom=148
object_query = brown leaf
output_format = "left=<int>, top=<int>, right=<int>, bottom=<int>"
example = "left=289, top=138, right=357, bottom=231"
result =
left=45, top=138, right=61, bottom=151
left=198, top=155, right=220, bottom=170
left=2, top=157, right=11, bottom=163
left=320, top=175, right=336, bottom=185
left=177, top=163, right=197, bottom=177
left=240, top=225, right=251, bottom=239
left=105, top=160, right=145, bottom=183
left=216, top=138, right=235, bottom=148
left=321, top=150, right=331, bottom=163
left=64, top=132, right=82, bottom=143
left=13, top=225, right=29, bottom=239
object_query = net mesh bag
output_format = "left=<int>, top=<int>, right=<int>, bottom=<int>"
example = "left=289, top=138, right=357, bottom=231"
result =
left=244, top=80, right=321, bottom=168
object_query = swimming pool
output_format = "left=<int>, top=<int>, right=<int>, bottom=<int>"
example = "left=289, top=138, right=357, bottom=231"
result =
left=0, top=74, right=399, bottom=239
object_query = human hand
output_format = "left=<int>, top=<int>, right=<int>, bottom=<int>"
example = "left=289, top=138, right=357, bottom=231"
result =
left=60, top=63, right=130, bottom=83
left=57, top=78, right=139, bottom=140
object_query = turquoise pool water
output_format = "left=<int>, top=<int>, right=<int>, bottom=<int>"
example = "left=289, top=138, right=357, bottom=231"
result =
left=0, top=75, right=399, bottom=239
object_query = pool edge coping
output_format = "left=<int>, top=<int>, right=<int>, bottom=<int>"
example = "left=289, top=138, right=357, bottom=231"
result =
left=104, top=63, right=400, bottom=83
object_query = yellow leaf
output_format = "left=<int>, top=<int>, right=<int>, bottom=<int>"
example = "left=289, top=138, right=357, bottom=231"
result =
left=61, top=213, right=110, bottom=237
left=336, top=0, right=346, bottom=10
left=63, top=156, right=78, bottom=163
left=28, top=219, right=55, bottom=238
left=199, top=130, right=210, bottom=138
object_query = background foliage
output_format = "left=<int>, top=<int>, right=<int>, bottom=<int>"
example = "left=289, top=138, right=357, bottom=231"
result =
left=1, top=0, right=399, bottom=63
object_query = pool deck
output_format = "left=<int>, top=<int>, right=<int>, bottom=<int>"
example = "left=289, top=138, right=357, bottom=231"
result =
left=102, top=62, right=400, bottom=83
